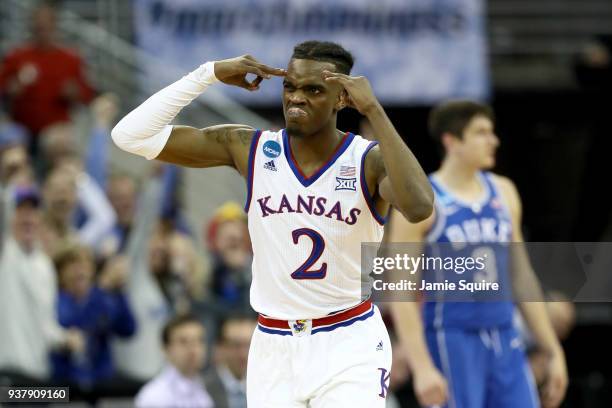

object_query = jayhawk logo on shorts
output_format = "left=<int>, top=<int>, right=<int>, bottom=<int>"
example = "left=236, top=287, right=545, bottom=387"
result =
left=292, top=320, right=307, bottom=333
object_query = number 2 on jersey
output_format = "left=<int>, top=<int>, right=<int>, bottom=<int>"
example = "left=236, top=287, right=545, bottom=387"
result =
left=291, top=228, right=327, bottom=279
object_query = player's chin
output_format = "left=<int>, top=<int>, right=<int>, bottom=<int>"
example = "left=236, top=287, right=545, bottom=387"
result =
left=481, top=158, right=496, bottom=169
left=285, top=122, right=307, bottom=137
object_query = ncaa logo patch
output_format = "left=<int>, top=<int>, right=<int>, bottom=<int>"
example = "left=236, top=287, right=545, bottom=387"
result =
left=335, top=177, right=357, bottom=191
left=263, top=140, right=281, bottom=158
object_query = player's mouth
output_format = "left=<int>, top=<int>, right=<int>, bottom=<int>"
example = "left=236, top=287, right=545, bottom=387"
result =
left=286, top=107, right=308, bottom=118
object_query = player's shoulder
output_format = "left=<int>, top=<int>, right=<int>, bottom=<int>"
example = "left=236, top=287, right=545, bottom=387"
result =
left=359, top=137, right=384, bottom=173
left=487, top=172, right=522, bottom=215
left=488, top=172, right=519, bottom=197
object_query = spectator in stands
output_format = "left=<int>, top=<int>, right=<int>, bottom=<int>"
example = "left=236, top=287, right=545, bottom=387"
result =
left=0, top=140, right=30, bottom=188
left=102, top=173, right=138, bottom=255
left=84, top=93, right=119, bottom=189
left=205, top=315, right=256, bottom=408
left=135, top=314, right=214, bottom=408
left=206, top=202, right=252, bottom=311
left=40, top=165, right=115, bottom=255
left=51, top=244, right=136, bottom=391
left=150, top=221, right=207, bottom=310
left=102, top=166, right=191, bottom=259
left=574, top=34, right=612, bottom=91
left=37, top=93, right=118, bottom=185
left=0, top=2, right=94, bottom=154
left=0, top=186, right=84, bottom=385
left=112, top=176, right=200, bottom=383
left=0, top=109, right=29, bottom=153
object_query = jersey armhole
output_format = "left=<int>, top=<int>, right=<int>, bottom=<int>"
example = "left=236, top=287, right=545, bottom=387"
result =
left=360, top=141, right=387, bottom=226
left=244, top=129, right=263, bottom=212
left=484, top=172, right=513, bottom=221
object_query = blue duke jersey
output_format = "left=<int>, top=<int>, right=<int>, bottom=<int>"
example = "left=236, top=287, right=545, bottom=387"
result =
left=245, top=129, right=386, bottom=319
left=423, top=172, right=515, bottom=329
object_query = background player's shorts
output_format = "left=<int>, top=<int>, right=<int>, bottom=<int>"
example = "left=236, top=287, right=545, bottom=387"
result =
left=426, top=325, right=540, bottom=408
left=247, top=304, right=392, bottom=408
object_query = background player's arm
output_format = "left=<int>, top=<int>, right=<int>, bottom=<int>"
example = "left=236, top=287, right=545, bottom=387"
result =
left=387, top=209, right=448, bottom=407
left=321, top=71, right=433, bottom=222
left=112, top=55, right=285, bottom=172
left=494, top=175, right=568, bottom=408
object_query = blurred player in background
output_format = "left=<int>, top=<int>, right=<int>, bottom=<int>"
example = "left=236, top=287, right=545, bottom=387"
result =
left=389, top=101, right=568, bottom=408
left=112, top=40, right=433, bottom=406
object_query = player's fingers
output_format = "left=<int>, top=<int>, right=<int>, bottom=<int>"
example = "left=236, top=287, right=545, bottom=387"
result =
left=419, top=385, right=447, bottom=406
left=322, top=70, right=349, bottom=83
left=345, top=95, right=356, bottom=109
left=322, top=69, right=350, bottom=79
left=242, top=62, right=272, bottom=79
left=250, top=75, right=264, bottom=88
left=236, top=77, right=260, bottom=91
left=250, top=61, right=287, bottom=77
left=550, top=381, right=566, bottom=408
left=241, top=56, right=286, bottom=76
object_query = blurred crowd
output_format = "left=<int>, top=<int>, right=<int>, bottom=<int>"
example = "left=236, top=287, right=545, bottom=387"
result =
left=0, top=3, right=256, bottom=406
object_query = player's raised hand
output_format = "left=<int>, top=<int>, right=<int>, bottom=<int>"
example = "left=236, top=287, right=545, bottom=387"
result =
left=321, top=70, right=380, bottom=116
left=214, top=55, right=286, bottom=91
left=541, top=352, right=568, bottom=408
left=413, top=364, right=448, bottom=407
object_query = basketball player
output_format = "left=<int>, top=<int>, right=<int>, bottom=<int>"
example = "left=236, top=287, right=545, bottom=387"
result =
left=388, top=101, right=568, bottom=408
left=112, top=41, right=434, bottom=407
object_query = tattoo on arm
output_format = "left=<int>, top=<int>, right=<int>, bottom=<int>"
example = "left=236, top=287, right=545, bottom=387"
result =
left=211, top=127, right=253, bottom=146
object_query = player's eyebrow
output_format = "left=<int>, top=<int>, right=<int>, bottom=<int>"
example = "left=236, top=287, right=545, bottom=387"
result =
left=283, top=78, right=326, bottom=90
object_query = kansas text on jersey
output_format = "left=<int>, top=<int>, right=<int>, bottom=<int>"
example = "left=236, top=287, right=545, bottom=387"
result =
left=245, top=129, right=386, bottom=319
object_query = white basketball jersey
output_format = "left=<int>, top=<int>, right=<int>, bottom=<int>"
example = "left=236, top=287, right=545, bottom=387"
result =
left=245, top=129, right=385, bottom=319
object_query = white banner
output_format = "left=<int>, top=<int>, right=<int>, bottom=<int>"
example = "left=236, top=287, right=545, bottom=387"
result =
left=134, top=0, right=489, bottom=105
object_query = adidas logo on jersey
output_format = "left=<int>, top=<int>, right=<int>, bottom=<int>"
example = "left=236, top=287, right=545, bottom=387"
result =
left=376, top=340, right=383, bottom=351
left=264, top=160, right=277, bottom=171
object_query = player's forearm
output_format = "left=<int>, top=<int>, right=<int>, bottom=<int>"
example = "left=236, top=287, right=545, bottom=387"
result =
left=366, top=104, right=433, bottom=222
left=518, top=301, right=564, bottom=357
left=511, top=243, right=562, bottom=354
left=111, top=62, right=218, bottom=159
left=391, top=302, right=437, bottom=370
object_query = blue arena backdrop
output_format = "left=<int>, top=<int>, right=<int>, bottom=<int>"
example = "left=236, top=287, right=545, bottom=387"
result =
left=133, top=0, right=490, bottom=105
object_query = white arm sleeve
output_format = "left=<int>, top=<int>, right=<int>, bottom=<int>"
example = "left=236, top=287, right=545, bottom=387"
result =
left=76, top=173, right=117, bottom=247
left=111, top=61, right=218, bottom=160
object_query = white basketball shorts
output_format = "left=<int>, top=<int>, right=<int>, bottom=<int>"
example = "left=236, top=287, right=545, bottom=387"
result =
left=246, top=300, right=392, bottom=407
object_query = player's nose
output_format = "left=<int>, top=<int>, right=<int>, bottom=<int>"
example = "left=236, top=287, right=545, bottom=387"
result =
left=288, top=90, right=307, bottom=105
left=489, top=132, right=500, bottom=147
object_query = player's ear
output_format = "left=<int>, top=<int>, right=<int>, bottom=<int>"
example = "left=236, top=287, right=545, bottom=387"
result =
left=334, top=89, right=349, bottom=112
left=441, top=132, right=460, bottom=151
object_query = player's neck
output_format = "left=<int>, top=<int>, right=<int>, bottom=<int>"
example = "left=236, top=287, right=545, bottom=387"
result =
left=436, top=158, right=482, bottom=191
left=287, top=126, right=345, bottom=170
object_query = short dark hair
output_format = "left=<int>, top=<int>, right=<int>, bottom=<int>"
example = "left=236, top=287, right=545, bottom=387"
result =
left=215, top=312, right=257, bottom=343
left=162, top=314, right=203, bottom=346
left=291, top=41, right=354, bottom=74
left=428, top=100, right=494, bottom=144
